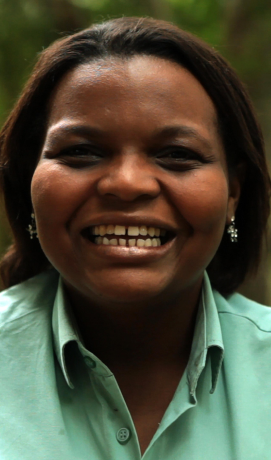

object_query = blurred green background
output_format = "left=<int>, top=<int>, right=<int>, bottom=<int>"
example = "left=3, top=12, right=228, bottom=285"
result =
left=0, top=0, right=271, bottom=301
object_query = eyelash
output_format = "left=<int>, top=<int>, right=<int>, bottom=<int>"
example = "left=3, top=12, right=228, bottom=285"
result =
left=156, top=146, right=215, bottom=173
left=56, top=144, right=211, bottom=170
left=56, top=145, right=103, bottom=166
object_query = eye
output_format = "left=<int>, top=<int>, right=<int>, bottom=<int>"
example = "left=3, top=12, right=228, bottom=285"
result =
left=60, top=145, right=102, bottom=158
left=56, top=144, right=104, bottom=167
left=156, top=147, right=209, bottom=171
left=164, top=150, right=195, bottom=160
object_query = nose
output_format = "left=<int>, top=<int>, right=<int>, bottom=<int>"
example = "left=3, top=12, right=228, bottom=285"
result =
left=96, top=152, right=161, bottom=202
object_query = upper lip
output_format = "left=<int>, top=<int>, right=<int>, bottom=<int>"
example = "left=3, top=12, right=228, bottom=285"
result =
left=79, top=214, right=178, bottom=234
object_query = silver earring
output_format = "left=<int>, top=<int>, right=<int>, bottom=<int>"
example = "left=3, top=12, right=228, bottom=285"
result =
left=27, top=213, right=38, bottom=239
left=227, top=216, right=238, bottom=243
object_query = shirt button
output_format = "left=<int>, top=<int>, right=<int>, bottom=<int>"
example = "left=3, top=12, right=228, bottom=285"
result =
left=84, top=356, right=96, bottom=369
left=116, top=427, right=131, bottom=444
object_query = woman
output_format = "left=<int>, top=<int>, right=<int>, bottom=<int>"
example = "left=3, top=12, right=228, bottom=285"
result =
left=0, top=17, right=270, bottom=460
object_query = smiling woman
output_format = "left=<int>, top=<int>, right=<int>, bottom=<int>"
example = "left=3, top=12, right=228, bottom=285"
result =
left=0, top=17, right=270, bottom=460
left=32, top=56, right=232, bottom=308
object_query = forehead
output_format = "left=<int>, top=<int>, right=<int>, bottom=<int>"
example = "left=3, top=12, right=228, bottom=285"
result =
left=46, top=56, right=223, bottom=157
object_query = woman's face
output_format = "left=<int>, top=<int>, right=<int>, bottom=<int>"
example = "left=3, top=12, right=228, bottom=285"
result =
left=31, top=56, right=240, bottom=306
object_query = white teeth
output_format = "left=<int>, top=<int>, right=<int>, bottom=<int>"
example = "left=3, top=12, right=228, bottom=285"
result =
left=107, top=224, right=114, bottom=235
left=115, top=225, right=126, bottom=235
left=92, top=224, right=166, bottom=240
left=100, top=225, right=106, bottom=236
left=137, top=239, right=145, bottom=247
left=139, top=226, right=148, bottom=236
left=128, top=226, right=139, bottom=236
left=148, top=227, right=155, bottom=237
left=94, top=236, right=162, bottom=247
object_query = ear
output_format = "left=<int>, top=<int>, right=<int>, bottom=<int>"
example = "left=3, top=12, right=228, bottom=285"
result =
left=226, top=163, right=246, bottom=224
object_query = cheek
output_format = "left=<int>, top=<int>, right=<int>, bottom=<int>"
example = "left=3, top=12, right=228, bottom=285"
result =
left=31, top=165, right=101, bottom=281
left=30, top=163, right=94, bottom=269
left=167, top=170, right=229, bottom=232
left=31, top=163, right=92, bottom=226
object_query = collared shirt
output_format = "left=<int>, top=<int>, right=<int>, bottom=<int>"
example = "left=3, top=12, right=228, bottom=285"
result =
left=0, top=269, right=271, bottom=459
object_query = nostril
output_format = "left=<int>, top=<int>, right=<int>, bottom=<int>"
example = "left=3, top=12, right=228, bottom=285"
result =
left=96, top=169, right=161, bottom=201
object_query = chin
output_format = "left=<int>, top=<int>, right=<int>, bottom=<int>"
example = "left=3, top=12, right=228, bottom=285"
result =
left=100, top=286, right=159, bottom=304
left=83, top=277, right=167, bottom=306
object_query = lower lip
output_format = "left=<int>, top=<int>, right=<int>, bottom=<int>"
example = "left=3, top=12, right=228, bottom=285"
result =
left=81, top=236, right=177, bottom=263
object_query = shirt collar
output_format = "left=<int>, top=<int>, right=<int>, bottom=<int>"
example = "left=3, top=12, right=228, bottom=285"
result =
left=187, top=272, right=224, bottom=400
left=52, top=272, right=224, bottom=392
left=52, top=277, right=80, bottom=389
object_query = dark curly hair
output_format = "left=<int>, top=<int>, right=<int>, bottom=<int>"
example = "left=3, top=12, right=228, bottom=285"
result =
left=0, top=17, right=270, bottom=294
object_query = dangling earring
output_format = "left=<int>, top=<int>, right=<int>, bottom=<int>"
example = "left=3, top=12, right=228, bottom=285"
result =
left=227, top=216, right=238, bottom=243
left=27, top=212, right=38, bottom=239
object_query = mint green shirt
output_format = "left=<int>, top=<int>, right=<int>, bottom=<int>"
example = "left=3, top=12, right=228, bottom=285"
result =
left=1, top=269, right=271, bottom=459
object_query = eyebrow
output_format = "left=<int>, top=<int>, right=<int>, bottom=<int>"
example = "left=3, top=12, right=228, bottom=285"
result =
left=45, top=123, right=213, bottom=150
left=151, top=125, right=213, bottom=149
left=45, top=123, right=105, bottom=141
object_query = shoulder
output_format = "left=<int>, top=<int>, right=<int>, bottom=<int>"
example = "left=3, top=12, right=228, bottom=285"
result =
left=0, top=269, right=59, bottom=328
left=213, top=289, right=271, bottom=333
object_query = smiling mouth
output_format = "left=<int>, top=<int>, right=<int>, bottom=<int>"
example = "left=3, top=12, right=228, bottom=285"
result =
left=82, top=224, right=175, bottom=248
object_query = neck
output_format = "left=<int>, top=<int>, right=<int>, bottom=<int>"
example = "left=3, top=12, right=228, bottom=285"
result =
left=64, top=278, right=203, bottom=371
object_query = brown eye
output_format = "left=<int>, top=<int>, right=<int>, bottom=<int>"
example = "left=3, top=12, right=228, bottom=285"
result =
left=60, top=145, right=102, bottom=159
left=155, top=147, right=208, bottom=172
left=165, top=150, right=195, bottom=160
left=50, top=144, right=105, bottom=169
